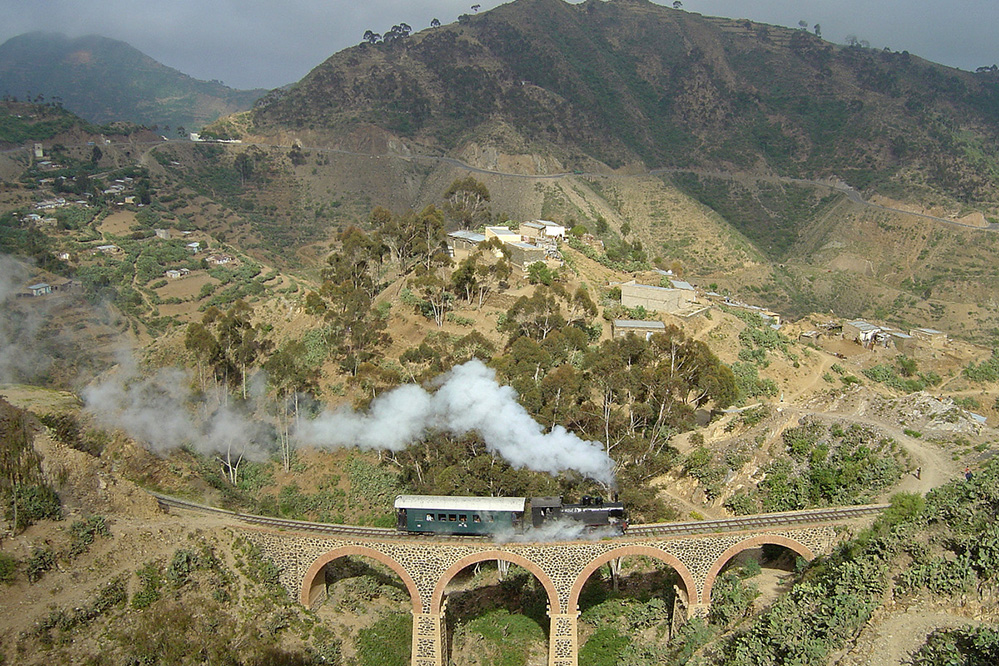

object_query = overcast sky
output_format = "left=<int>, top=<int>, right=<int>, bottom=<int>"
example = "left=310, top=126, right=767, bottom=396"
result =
left=0, top=0, right=996, bottom=90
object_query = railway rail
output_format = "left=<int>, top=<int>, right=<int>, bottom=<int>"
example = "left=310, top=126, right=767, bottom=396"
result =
left=151, top=492, right=887, bottom=541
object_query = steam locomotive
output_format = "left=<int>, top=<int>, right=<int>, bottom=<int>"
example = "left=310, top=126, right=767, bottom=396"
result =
left=394, top=494, right=627, bottom=536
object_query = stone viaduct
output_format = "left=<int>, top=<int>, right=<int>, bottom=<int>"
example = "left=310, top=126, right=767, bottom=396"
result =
left=236, top=505, right=881, bottom=666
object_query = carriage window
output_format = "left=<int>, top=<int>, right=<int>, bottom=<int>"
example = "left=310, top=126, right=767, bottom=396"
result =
left=426, top=514, right=434, bottom=521
left=439, top=513, right=447, bottom=521
left=448, top=514, right=457, bottom=522
left=473, top=515, right=481, bottom=523
left=459, top=514, right=467, bottom=522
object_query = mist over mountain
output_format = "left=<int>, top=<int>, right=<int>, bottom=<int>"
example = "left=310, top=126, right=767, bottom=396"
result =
left=251, top=0, right=999, bottom=205
left=0, top=32, right=267, bottom=131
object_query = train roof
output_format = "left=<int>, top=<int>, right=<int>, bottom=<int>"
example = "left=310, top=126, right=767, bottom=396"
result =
left=394, top=495, right=526, bottom=512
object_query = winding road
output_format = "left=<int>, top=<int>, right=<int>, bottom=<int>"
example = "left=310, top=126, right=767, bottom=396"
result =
left=10, top=137, right=998, bottom=234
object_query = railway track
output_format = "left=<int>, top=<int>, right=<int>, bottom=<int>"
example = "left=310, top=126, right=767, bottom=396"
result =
left=624, top=503, right=889, bottom=537
left=151, top=492, right=887, bottom=541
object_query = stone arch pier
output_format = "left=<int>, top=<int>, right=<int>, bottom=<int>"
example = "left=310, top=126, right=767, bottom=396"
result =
left=245, top=522, right=844, bottom=666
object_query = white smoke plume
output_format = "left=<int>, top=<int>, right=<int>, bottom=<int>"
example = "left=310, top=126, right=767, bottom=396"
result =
left=82, top=361, right=271, bottom=463
left=0, top=255, right=48, bottom=384
left=297, top=359, right=616, bottom=485
left=494, top=519, right=620, bottom=544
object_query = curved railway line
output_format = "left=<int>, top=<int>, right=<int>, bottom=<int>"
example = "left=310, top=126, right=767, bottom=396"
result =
left=152, top=492, right=887, bottom=541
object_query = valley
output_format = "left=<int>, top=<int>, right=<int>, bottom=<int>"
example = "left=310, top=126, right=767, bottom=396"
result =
left=2, top=1, right=999, bottom=664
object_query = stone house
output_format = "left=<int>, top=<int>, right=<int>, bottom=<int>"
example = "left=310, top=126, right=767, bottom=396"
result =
left=611, top=319, right=666, bottom=340
left=446, top=231, right=487, bottom=261
left=506, top=242, right=546, bottom=270
left=620, top=280, right=697, bottom=314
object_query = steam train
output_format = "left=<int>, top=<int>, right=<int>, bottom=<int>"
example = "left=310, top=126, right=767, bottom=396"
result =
left=394, top=494, right=627, bottom=536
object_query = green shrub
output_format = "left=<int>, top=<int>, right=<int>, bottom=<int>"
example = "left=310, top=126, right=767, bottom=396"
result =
left=8, top=483, right=62, bottom=529
left=355, top=612, right=412, bottom=666
left=579, top=627, right=631, bottom=666
left=69, top=515, right=110, bottom=557
left=911, top=625, right=999, bottom=666
left=132, top=561, right=164, bottom=609
left=0, top=551, right=17, bottom=583
left=26, top=547, right=55, bottom=583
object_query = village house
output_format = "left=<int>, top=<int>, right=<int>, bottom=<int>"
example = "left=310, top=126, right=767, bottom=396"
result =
left=186, top=241, right=201, bottom=254
left=93, top=244, right=120, bottom=255
left=890, top=331, right=917, bottom=353
left=843, top=320, right=881, bottom=345
left=154, top=229, right=171, bottom=240
left=165, top=268, right=191, bottom=279
left=27, top=282, right=52, bottom=297
left=611, top=319, right=666, bottom=340
left=205, top=254, right=235, bottom=266
left=910, top=327, right=948, bottom=349
left=518, top=220, right=546, bottom=241
left=484, top=226, right=521, bottom=244
left=620, top=280, right=698, bottom=314
left=446, top=230, right=486, bottom=261
left=505, top=241, right=546, bottom=270
left=535, top=219, right=566, bottom=239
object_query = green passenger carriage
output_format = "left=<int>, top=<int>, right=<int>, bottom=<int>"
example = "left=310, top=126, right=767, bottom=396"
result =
left=394, top=495, right=526, bottom=535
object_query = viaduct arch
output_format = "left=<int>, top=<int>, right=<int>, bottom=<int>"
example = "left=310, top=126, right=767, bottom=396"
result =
left=431, top=550, right=560, bottom=614
left=246, top=521, right=849, bottom=666
left=701, top=534, right=816, bottom=606
left=300, top=544, right=422, bottom=612
left=568, top=544, right=698, bottom=611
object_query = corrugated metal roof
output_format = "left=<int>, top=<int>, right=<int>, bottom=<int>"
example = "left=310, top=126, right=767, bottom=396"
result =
left=448, top=230, right=486, bottom=243
left=670, top=279, right=695, bottom=291
left=394, top=495, right=526, bottom=512
left=847, top=320, right=881, bottom=332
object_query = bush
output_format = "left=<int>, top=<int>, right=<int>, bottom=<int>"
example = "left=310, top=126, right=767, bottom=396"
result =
left=26, top=547, right=55, bottom=583
left=355, top=612, right=412, bottom=666
left=69, top=515, right=110, bottom=557
left=911, top=625, right=999, bottom=666
left=132, top=561, right=164, bottom=609
left=0, top=551, right=17, bottom=583
left=8, top=483, right=62, bottom=529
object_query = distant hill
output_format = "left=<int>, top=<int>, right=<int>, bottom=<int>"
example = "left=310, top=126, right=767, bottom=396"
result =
left=251, top=0, right=999, bottom=205
left=0, top=32, right=267, bottom=131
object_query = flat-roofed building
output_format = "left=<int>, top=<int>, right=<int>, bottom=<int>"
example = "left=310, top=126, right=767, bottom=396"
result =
left=506, top=241, right=546, bottom=270
left=843, top=320, right=881, bottom=344
left=611, top=319, right=666, bottom=340
left=910, top=327, right=948, bottom=349
left=620, top=280, right=697, bottom=314
left=447, top=230, right=486, bottom=261
left=484, top=226, right=520, bottom=244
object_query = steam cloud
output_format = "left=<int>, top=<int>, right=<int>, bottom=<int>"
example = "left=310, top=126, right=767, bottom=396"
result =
left=297, top=359, right=616, bottom=485
left=0, top=255, right=47, bottom=384
left=82, top=357, right=615, bottom=485
left=83, top=362, right=271, bottom=463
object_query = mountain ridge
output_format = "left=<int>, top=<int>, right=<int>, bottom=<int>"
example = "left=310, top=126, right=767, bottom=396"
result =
left=0, top=31, right=267, bottom=131
left=248, top=0, right=999, bottom=208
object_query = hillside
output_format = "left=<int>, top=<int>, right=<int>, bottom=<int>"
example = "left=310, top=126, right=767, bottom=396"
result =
left=250, top=0, right=999, bottom=210
left=0, top=32, right=267, bottom=130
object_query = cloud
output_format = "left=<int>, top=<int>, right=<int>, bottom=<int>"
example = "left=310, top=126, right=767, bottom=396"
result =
left=1, top=1, right=991, bottom=90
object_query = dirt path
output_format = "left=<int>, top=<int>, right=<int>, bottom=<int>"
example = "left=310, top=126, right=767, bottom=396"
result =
left=781, top=406, right=959, bottom=496
left=836, top=607, right=982, bottom=666
left=786, top=352, right=835, bottom=404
